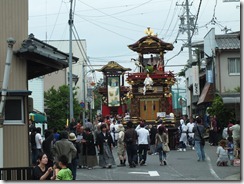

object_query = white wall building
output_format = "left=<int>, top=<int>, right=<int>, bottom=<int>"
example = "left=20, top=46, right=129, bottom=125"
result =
left=28, top=39, right=87, bottom=114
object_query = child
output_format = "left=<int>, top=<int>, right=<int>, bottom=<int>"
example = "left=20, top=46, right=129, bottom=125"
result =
left=216, top=139, right=229, bottom=166
left=226, top=136, right=234, bottom=165
left=56, top=155, right=73, bottom=180
left=52, top=162, right=61, bottom=180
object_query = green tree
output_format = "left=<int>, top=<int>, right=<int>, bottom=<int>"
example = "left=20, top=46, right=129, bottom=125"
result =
left=44, top=85, right=81, bottom=130
left=91, top=79, right=103, bottom=117
left=207, top=95, right=235, bottom=130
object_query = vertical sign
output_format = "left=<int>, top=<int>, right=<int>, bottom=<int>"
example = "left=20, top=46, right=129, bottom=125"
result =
left=107, top=76, right=120, bottom=107
left=206, top=70, right=213, bottom=83
left=192, top=65, right=200, bottom=96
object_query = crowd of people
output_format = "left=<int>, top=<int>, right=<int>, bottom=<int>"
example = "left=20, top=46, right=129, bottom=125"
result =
left=177, top=114, right=240, bottom=166
left=29, top=113, right=240, bottom=180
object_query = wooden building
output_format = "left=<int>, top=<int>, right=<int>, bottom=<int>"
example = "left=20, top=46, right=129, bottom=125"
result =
left=0, top=0, right=78, bottom=170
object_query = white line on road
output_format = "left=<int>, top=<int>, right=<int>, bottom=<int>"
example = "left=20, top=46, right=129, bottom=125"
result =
left=206, top=154, right=221, bottom=180
left=129, top=171, right=160, bottom=176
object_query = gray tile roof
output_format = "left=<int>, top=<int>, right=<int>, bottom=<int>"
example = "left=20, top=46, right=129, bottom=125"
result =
left=215, top=33, right=240, bottom=50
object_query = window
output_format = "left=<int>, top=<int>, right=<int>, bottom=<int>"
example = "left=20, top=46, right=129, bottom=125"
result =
left=4, top=97, right=24, bottom=124
left=228, top=58, right=240, bottom=75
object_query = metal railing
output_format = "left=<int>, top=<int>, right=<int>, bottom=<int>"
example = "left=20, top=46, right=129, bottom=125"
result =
left=0, top=167, right=33, bottom=180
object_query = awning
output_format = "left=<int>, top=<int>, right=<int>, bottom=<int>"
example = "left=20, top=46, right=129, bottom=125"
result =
left=197, top=83, right=214, bottom=105
left=222, top=97, right=240, bottom=104
left=29, top=113, right=47, bottom=123
left=15, top=34, right=79, bottom=80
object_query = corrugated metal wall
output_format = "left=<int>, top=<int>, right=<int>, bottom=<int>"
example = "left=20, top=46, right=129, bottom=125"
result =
left=3, top=101, right=29, bottom=167
left=0, top=0, right=29, bottom=167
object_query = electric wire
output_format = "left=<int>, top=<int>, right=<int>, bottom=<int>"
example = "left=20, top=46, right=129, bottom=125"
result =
left=77, top=0, right=150, bottom=29
left=48, top=1, right=64, bottom=42
left=164, top=46, right=184, bottom=66
left=158, top=0, right=175, bottom=36
left=162, top=4, right=179, bottom=39
left=73, top=25, right=92, bottom=70
left=189, top=0, right=202, bottom=42
left=75, top=14, right=135, bottom=41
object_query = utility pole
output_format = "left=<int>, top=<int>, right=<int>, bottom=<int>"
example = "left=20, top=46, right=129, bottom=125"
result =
left=68, top=0, right=74, bottom=123
left=82, top=62, right=86, bottom=125
left=177, top=0, right=196, bottom=117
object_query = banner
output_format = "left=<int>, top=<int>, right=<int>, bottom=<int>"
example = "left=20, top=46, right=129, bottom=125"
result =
left=107, top=76, right=120, bottom=107
left=192, top=65, right=200, bottom=96
left=206, top=70, right=213, bottom=83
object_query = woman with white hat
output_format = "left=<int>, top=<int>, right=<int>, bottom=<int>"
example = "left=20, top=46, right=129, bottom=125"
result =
left=68, top=133, right=80, bottom=180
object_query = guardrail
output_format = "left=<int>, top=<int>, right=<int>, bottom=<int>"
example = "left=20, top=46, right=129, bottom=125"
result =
left=0, top=167, right=33, bottom=180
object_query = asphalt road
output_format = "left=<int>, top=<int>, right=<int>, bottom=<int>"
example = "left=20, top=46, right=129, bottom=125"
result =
left=76, top=143, right=240, bottom=181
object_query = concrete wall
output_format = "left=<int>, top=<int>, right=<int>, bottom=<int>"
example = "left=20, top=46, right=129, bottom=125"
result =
left=215, top=51, right=240, bottom=93
left=44, top=40, right=87, bottom=103
left=28, top=78, right=44, bottom=112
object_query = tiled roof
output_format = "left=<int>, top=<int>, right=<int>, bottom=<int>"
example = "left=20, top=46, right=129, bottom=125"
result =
left=215, top=33, right=240, bottom=50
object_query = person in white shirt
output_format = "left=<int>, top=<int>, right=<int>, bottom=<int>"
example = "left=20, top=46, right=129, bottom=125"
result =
left=136, top=122, right=150, bottom=165
left=143, top=73, right=153, bottom=95
left=186, top=117, right=195, bottom=150
left=34, top=127, right=43, bottom=165
left=110, top=119, right=118, bottom=147
left=216, top=139, right=229, bottom=166
left=229, top=120, right=240, bottom=155
left=178, top=119, right=188, bottom=152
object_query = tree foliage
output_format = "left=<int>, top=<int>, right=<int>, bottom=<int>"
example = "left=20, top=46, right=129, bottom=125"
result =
left=44, top=85, right=81, bottom=130
left=91, top=79, right=103, bottom=117
left=207, top=95, right=235, bottom=130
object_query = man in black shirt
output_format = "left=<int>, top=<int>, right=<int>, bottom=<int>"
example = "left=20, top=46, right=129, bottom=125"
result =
left=124, top=121, right=138, bottom=168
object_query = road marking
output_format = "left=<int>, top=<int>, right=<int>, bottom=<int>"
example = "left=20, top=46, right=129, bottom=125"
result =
left=129, top=171, right=160, bottom=176
left=206, top=154, right=221, bottom=180
left=148, top=171, right=160, bottom=176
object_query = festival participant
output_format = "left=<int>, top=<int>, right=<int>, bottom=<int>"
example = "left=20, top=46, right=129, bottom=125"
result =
left=68, top=133, right=80, bottom=180
left=32, top=152, right=55, bottom=180
left=135, top=122, right=150, bottom=166
left=143, top=73, right=153, bottom=95
left=229, top=120, right=240, bottom=156
left=216, top=139, right=229, bottom=166
left=83, top=127, right=98, bottom=170
left=178, top=119, right=188, bottom=152
left=124, top=121, right=138, bottom=168
left=52, top=131, right=77, bottom=171
left=117, top=124, right=126, bottom=167
left=56, top=155, right=73, bottom=180
left=155, top=126, right=169, bottom=166
left=209, top=116, right=218, bottom=146
left=186, top=117, right=195, bottom=150
left=96, top=124, right=115, bottom=168
left=192, top=117, right=206, bottom=162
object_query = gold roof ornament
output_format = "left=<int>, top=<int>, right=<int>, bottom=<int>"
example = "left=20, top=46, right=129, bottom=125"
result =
left=144, top=27, right=155, bottom=36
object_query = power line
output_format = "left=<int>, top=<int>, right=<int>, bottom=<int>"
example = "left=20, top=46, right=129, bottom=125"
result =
left=158, top=0, right=175, bottom=36
left=75, top=14, right=135, bottom=41
left=189, top=0, right=202, bottom=41
left=77, top=0, right=149, bottom=29
left=48, top=1, right=64, bottom=42
left=162, top=4, right=179, bottom=39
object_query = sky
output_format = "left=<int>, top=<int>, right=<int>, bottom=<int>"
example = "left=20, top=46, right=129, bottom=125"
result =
left=28, top=0, right=241, bottom=88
